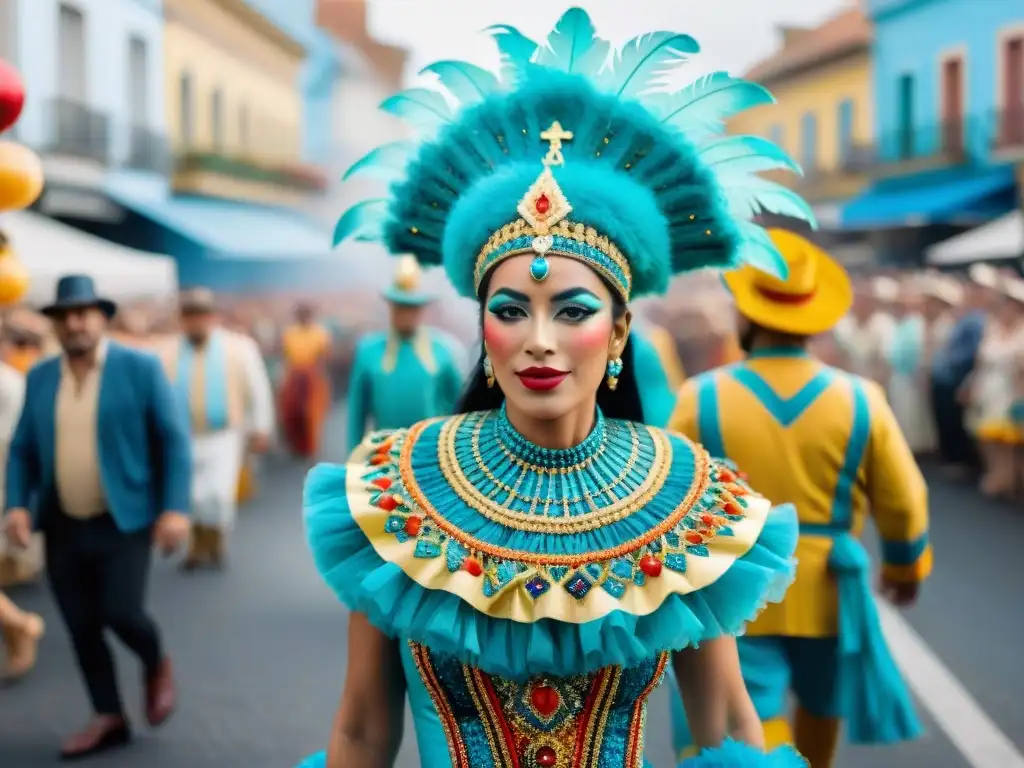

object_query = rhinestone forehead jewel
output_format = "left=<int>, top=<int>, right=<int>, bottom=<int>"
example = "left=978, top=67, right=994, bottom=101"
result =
left=519, top=122, right=574, bottom=283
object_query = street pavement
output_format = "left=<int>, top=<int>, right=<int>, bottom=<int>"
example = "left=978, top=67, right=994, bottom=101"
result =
left=1, top=405, right=1022, bottom=767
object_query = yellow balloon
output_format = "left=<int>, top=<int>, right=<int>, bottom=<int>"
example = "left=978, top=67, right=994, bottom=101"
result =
left=0, top=141, right=44, bottom=212
left=0, top=250, right=29, bottom=305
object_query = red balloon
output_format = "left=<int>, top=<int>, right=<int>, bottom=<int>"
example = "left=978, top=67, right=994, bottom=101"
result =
left=0, top=59, right=25, bottom=134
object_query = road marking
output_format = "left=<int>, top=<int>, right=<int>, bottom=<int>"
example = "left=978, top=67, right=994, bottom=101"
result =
left=877, top=601, right=1024, bottom=768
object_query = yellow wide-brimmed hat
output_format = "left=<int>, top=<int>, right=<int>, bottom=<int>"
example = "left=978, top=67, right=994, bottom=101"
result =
left=723, top=228, right=853, bottom=337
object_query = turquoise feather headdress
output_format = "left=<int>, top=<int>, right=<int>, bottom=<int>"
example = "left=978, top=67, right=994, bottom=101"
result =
left=334, top=7, right=815, bottom=302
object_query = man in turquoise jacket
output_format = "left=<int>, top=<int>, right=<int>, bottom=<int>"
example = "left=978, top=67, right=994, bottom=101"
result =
left=347, top=256, right=466, bottom=452
left=2, top=275, right=192, bottom=759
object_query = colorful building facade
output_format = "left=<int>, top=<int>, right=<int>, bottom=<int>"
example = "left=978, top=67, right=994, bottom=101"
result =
left=842, top=0, right=1023, bottom=265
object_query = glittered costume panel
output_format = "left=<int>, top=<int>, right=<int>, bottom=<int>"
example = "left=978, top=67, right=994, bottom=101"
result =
left=409, top=641, right=668, bottom=768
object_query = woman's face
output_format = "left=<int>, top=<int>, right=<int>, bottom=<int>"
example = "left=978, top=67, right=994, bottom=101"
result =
left=483, top=254, right=630, bottom=422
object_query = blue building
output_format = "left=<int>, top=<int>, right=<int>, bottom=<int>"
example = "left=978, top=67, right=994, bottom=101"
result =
left=842, top=0, right=1024, bottom=266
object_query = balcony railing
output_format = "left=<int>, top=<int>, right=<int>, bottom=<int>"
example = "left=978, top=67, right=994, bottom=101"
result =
left=992, top=106, right=1024, bottom=151
left=174, top=151, right=328, bottom=193
left=127, top=126, right=171, bottom=173
left=44, top=97, right=111, bottom=164
left=863, top=117, right=985, bottom=174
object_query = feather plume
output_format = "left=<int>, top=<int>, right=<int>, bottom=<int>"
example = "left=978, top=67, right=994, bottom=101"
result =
left=485, top=24, right=538, bottom=83
left=725, top=177, right=817, bottom=226
left=379, top=88, right=453, bottom=133
left=733, top=222, right=789, bottom=279
left=419, top=61, right=499, bottom=105
left=332, top=200, right=387, bottom=246
left=601, top=32, right=699, bottom=98
left=343, top=142, right=416, bottom=181
left=700, top=135, right=801, bottom=175
left=651, top=72, right=774, bottom=141
left=535, top=8, right=610, bottom=75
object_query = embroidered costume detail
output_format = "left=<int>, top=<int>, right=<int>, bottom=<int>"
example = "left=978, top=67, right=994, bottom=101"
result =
left=333, top=8, right=815, bottom=301
left=410, top=641, right=668, bottom=768
left=350, top=408, right=767, bottom=619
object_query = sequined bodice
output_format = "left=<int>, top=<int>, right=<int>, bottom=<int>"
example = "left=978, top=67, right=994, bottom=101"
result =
left=408, top=641, right=667, bottom=768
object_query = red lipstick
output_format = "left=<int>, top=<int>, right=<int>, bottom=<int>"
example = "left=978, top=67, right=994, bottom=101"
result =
left=516, top=366, right=569, bottom=391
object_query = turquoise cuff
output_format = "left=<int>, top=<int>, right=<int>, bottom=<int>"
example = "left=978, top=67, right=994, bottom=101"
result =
left=304, top=462, right=798, bottom=681
left=881, top=533, right=929, bottom=566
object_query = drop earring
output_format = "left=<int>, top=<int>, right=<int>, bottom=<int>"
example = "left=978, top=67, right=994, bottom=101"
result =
left=606, top=357, right=623, bottom=391
left=483, top=355, right=495, bottom=388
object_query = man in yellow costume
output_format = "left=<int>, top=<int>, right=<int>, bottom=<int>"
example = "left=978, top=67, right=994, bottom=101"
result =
left=667, top=229, right=929, bottom=767
left=279, top=303, right=332, bottom=459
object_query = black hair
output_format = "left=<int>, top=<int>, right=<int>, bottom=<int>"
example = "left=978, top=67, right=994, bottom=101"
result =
left=456, top=275, right=646, bottom=422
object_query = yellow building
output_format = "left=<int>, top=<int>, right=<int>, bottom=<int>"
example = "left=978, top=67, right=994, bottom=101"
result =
left=164, top=0, right=312, bottom=204
left=728, top=8, right=873, bottom=207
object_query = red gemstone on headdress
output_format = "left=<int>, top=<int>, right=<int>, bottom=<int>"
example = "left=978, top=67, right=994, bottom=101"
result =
left=535, top=746, right=557, bottom=766
left=530, top=683, right=560, bottom=717
left=535, top=194, right=550, bottom=214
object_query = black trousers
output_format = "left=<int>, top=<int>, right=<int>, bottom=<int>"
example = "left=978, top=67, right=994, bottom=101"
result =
left=930, top=377, right=980, bottom=469
left=45, top=510, right=164, bottom=716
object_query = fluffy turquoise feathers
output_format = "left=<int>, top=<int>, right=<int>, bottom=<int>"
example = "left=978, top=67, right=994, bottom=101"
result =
left=334, top=7, right=815, bottom=299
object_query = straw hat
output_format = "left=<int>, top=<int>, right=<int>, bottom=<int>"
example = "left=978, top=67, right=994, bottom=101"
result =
left=722, top=228, right=853, bottom=336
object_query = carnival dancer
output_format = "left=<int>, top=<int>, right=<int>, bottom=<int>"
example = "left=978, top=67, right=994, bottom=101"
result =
left=346, top=255, right=466, bottom=452
left=885, top=281, right=934, bottom=454
left=668, top=230, right=928, bottom=768
left=280, top=303, right=331, bottom=459
left=3, top=275, right=191, bottom=758
left=156, top=288, right=274, bottom=569
left=296, top=8, right=816, bottom=767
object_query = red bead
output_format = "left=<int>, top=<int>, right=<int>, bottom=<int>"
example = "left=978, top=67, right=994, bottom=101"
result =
left=718, top=468, right=735, bottom=482
left=371, top=477, right=392, bottom=490
left=530, top=684, right=560, bottom=717
left=685, top=532, right=704, bottom=545
left=535, top=746, right=557, bottom=767
left=369, top=454, right=389, bottom=466
left=723, top=502, right=742, bottom=516
left=464, top=557, right=483, bottom=577
left=535, top=194, right=550, bottom=214
left=700, top=513, right=714, bottom=526
left=377, top=494, right=398, bottom=512
left=639, top=554, right=662, bottom=577
left=404, top=516, right=422, bottom=536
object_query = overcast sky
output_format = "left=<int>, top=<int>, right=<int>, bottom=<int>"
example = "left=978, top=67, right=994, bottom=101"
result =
left=366, top=0, right=852, bottom=82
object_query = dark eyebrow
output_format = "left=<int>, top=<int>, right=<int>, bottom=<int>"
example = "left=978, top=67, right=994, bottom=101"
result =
left=489, top=288, right=530, bottom=302
left=551, top=287, right=601, bottom=302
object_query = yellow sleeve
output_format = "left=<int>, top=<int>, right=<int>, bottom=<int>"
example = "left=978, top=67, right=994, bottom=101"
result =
left=863, top=381, right=932, bottom=583
left=649, top=326, right=686, bottom=389
left=667, top=379, right=700, bottom=441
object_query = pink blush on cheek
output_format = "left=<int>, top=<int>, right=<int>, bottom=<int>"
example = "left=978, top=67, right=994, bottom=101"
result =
left=482, top=317, right=516, bottom=361
left=564, top=318, right=613, bottom=355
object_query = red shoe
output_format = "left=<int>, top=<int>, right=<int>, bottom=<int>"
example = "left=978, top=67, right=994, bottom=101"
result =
left=59, top=715, right=130, bottom=760
left=145, top=657, right=177, bottom=727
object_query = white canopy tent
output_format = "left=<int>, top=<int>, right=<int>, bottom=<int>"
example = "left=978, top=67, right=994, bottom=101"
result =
left=926, top=211, right=1024, bottom=266
left=0, top=210, right=178, bottom=305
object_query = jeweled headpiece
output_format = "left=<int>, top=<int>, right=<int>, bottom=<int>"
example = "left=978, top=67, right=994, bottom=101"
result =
left=333, top=8, right=815, bottom=302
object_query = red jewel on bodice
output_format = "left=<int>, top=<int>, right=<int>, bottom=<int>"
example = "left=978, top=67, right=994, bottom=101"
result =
left=404, top=516, right=422, bottom=536
left=535, top=194, right=550, bottom=214
left=371, top=477, right=391, bottom=490
left=463, top=557, right=483, bottom=576
left=530, top=683, right=560, bottom=717
left=535, top=745, right=557, bottom=766
left=638, top=554, right=662, bottom=577
left=377, top=494, right=398, bottom=511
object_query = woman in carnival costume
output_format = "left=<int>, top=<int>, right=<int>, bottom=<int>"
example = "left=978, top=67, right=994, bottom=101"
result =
left=299, top=9, right=817, bottom=767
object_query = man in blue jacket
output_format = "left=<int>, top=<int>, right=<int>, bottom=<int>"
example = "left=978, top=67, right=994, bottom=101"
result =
left=2, top=275, right=192, bottom=760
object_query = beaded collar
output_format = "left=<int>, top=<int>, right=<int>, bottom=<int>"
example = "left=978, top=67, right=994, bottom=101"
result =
left=348, top=410, right=768, bottom=623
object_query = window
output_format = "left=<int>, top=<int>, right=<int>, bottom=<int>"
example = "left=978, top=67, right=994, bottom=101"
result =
left=210, top=88, right=224, bottom=151
left=896, top=73, right=915, bottom=159
left=1002, top=36, right=1024, bottom=145
left=127, top=35, right=148, bottom=127
left=837, top=99, right=855, bottom=166
left=768, top=124, right=784, bottom=147
left=238, top=103, right=249, bottom=149
left=57, top=3, right=86, bottom=103
left=799, top=112, right=817, bottom=173
left=179, top=72, right=193, bottom=146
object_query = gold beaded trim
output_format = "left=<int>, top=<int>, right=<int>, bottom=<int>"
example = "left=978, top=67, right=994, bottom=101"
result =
left=473, top=218, right=633, bottom=299
left=396, top=418, right=713, bottom=566
left=439, top=412, right=667, bottom=534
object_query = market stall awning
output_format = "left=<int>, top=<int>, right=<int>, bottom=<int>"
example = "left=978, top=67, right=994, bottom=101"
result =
left=925, top=211, right=1024, bottom=265
left=0, top=210, right=178, bottom=305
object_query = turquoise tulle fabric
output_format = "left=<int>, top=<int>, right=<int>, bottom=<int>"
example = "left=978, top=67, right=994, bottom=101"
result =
left=679, top=740, right=808, bottom=767
left=304, top=444, right=797, bottom=681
